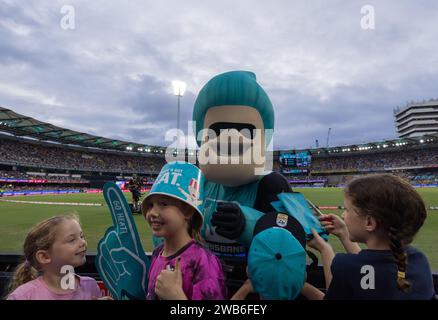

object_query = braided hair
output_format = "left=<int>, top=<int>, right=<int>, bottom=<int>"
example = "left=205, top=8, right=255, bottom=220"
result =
left=345, top=174, right=427, bottom=292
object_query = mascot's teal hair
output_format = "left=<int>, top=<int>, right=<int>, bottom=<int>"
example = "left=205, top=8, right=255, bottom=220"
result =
left=192, top=71, right=275, bottom=147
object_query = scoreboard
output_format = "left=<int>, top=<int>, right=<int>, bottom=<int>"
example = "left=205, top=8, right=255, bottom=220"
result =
left=279, top=151, right=311, bottom=167
left=296, top=151, right=312, bottom=167
left=279, top=153, right=297, bottom=166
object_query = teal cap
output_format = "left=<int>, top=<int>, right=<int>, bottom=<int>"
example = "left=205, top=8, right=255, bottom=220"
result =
left=248, top=227, right=306, bottom=300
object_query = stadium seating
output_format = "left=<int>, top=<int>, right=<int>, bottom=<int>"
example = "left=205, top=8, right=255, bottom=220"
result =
left=0, top=138, right=166, bottom=174
left=311, top=149, right=437, bottom=172
left=1, top=137, right=437, bottom=189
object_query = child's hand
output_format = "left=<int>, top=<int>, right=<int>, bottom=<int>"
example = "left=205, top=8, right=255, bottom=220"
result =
left=318, top=214, right=348, bottom=239
left=300, top=282, right=324, bottom=300
left=242, top=279, right=254, bottom=293
left=155, top=258, right=187, bottom=300
left=230, top=279, right=254, bottom=300
left=307, top=228, right=330, bottom=253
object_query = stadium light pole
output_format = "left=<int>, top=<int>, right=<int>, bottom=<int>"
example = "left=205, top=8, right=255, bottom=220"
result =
left=172, top=80, right=187, bottom=150
left=326, top=127, right=332, bottom=148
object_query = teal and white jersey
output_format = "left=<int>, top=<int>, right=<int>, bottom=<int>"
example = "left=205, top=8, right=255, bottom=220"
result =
left=201, top=178, right=261, bottom=256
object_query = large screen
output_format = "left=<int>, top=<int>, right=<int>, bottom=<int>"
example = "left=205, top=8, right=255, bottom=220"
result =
left=279, top=151, right=311, bottom=167
left=295, top=151, right=312, bottom=167
left=279, top=153, right=296, bottom=166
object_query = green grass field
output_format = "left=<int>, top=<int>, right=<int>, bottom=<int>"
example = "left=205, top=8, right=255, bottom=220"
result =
left=1, top=187, right=437, bottom=270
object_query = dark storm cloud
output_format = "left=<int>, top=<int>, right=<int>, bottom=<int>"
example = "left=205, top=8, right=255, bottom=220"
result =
left=1, top=0, right=438, bottom=150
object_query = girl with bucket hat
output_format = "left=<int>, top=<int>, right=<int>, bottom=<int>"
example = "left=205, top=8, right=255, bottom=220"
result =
left=141, top=161, right=227, bottom=300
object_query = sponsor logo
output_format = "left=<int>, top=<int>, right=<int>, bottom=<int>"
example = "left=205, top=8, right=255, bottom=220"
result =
left=276, top=213, right=289, bottom=227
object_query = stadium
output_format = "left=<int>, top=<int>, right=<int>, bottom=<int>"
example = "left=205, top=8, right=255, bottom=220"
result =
left=1, top=106, right=437, bottom=298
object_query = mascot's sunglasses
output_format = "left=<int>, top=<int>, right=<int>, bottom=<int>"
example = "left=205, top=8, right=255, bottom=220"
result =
left=209, top=122, right=257, bottom=140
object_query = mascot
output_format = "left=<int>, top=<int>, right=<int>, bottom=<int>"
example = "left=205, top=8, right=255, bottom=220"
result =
left=193, top=70, right=326, bottom=299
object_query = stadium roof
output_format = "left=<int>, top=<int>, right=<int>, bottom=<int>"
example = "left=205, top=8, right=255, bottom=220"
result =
left=0, top=106, right=166, bottom=154
left=1, top=106, right=437, bottom=156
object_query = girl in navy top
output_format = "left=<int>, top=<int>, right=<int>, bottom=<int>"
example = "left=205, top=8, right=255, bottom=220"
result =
left=302, top=174, right=434, bottom=300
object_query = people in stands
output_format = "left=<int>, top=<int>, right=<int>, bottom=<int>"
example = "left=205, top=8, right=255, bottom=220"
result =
left=311, top=149, right=438, bottom=172
left=0, top=139, right=165, bottom=173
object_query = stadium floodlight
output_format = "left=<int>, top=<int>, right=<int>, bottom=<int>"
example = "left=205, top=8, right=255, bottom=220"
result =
left=172, top=80, right=186, bottom=97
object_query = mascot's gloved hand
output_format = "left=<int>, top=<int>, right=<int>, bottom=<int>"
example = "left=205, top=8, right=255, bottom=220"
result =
left=211, top=202, right=246, bottom=240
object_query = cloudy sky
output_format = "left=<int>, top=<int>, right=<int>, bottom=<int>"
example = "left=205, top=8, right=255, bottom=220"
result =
left=1, top=0, right=438, bottom=150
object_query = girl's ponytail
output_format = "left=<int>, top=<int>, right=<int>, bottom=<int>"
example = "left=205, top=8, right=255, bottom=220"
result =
left=388, top=228, right=411, bottom=292
left=6, top=260, right=39, bottom=297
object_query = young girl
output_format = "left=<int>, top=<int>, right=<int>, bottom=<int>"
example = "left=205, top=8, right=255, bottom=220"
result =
left=6, top=215, right=102, bottom=300
left=141, top=163, right=227, bottom=300
left=304, top=174, right=435, bottom=300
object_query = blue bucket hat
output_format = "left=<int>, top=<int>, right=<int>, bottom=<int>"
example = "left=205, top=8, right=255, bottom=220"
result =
left=248, top=227, right=306, bottom=300
left=141, top=161, right=205, bottom=227
left=192, top=70, right=275, bottom=147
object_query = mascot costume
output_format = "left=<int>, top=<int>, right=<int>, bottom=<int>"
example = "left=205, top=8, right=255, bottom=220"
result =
left=193, top=70, right=328, bottom=299
left=95, top=70, right=328, bottom=300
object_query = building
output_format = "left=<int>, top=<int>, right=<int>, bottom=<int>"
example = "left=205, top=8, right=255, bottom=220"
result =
left=394, top=99, right=438, bottom=138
